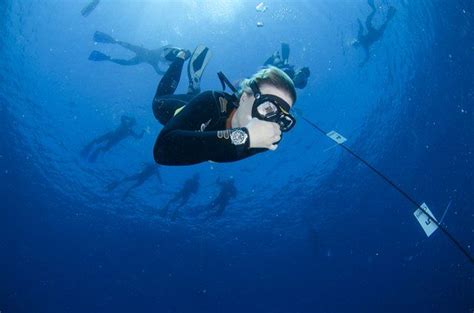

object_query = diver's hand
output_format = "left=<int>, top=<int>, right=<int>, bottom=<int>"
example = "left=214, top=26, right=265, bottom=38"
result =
left=245, top=118, right=281, bottom=150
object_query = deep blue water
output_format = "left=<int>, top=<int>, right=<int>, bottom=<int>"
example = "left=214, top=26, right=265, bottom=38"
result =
left=1, top=1, right=473, bottom=312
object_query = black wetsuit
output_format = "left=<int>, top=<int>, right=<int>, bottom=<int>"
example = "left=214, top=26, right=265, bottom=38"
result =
left=152, top=58, right=264, bottom=166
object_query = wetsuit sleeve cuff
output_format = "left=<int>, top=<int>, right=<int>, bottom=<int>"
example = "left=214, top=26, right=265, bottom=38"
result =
left=241, top=127, right=250, bottom=150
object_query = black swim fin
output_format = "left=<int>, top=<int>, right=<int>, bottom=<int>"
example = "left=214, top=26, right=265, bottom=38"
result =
left=187, top=45, right=212, bottom=94
left=88, top=50, right=110, bottom=61
left=81, top=0, right=100, bottom=17
left=93, top=31, right=116, bottom=44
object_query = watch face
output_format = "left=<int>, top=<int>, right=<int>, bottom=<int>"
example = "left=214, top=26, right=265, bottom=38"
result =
left=230, top=129, right=248, bottom=145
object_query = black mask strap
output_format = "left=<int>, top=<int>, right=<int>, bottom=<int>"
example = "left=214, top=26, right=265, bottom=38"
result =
left=217, top=72, right=239, bottom=101
left=249, top=80, right=261, bottom=99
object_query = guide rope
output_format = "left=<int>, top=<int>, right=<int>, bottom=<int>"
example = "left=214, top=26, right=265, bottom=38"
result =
left=299, top=115, right=474, bottom=264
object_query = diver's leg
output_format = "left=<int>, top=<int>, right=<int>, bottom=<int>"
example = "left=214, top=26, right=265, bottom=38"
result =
left=264, top=50, right=280, bottom=66
left=88, top=147, right=103, bottom=162
left=121, top=181, right=142, bottom=201
left=91, top=133, right=112, bottom=145
left=214, top=203, right=226, bottom=217
left=151, top=56, right=193, bottom=125
left=109, top=56, right=141, bottom=66
left=105, top=179, right=122, bottom=192
left=152, top=96, right=191, bottom=125
left=366, top=0, right=377, bottom=33
left=155, top=57, right=186, bottom=97
left=89, top=140, right=116, bottom=162
left=159, top=201, right=172, bottom=217
left=171, top=195, right=189, bottom=221
left=159, top=191, right=182, bottom=217
left=81, top=133, right=112, bottom=157
left=116, top=41, right=147, bottom=55
left=81, top=141, right=96, bottom=157
left=122, top=173, right=142, bottom=183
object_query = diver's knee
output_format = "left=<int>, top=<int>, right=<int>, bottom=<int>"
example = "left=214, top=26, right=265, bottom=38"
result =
left=152, top=99, right=173, bottom=125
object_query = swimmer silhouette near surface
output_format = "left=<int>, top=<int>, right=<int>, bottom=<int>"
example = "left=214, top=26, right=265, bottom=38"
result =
left=352, top=0, right=396, bottom=67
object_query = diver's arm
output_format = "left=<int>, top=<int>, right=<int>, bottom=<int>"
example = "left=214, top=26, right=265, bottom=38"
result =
left=154, top=91, right=258, bottom=165
left=155, top=128, right=251, bottom=165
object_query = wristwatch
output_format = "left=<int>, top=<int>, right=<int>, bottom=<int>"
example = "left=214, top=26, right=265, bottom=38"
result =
left=230, top=129, right=248, bottom=146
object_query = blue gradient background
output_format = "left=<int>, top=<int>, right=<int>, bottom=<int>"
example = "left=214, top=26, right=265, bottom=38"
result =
left=0, top=1, right=472, bottom=312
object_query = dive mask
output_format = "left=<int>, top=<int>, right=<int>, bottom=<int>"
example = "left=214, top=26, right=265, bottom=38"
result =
left=250, top=80, right=296, bottom=132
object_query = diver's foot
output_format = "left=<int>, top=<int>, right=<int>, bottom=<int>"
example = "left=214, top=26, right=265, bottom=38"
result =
left=187, top=45, right=212, bottom=94
left=164, top=48, right=191, bottom=62
left=179, top=49, right=192, bottom=60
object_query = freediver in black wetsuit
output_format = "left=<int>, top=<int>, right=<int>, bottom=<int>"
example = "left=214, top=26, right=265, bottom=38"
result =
left=352, top=0, right=396, bottom=67
left=206, top=177, right=237, bottom=218
left=152, top=46, right=298, bottom=166
left=106, top=162, right=162, bottom=200
left=88, top=31, right=191, bottom=75
left=264, top=43, right=310, bottom=89
left=159, top=173, right=200, bottom=220
left=81, top=115, right=144, bottom=162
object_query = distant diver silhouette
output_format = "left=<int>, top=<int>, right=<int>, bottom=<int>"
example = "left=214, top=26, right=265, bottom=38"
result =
left=264, top=43, right=310, bottom=89
left=352, top=0, right=396, bottom=66
left=106, top=162, right=162, bottom=200
left=81, top=115, right=144, bottom=162
left=159, top=173, right=200, bottom=220
left=89, top=31, right=190, bottom=75
left=205, top=177, right=237, bottom=218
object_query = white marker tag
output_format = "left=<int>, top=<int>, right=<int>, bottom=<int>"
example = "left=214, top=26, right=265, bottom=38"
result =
left=326, top=131, right=347, bottom=144
left=413, top=203, right=439, bottom=237
left=256, top=2, right=267, bottom=12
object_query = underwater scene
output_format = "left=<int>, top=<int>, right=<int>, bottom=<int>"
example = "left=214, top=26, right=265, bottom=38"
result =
left=1, top=0, right=473, bottom=312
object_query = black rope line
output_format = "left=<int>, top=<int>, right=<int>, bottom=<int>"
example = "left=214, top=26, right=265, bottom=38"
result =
left=300, top=115, right=474, bottom=264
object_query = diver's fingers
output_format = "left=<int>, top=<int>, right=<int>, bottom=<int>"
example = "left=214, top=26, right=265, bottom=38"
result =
left=271, top=122, right=281, bottom=135
left=268, top=144, right=278, bottom=151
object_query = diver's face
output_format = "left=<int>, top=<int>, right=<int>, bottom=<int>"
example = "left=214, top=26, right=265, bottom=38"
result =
left=236, top=84, right=293, bottom=126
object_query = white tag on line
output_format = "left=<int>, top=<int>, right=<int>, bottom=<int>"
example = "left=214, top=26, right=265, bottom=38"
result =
left=326, top=130, right=347, bottom=144
left=413, top=203, right=439, bottom=237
